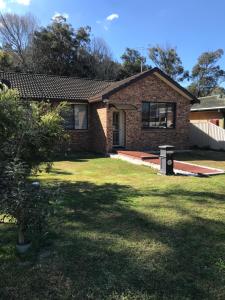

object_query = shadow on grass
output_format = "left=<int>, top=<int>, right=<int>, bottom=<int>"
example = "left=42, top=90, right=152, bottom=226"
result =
left=53, top=152, right=106, bottom=163
left=1, top=180, right=225, bottom=299
left=48, top=181, right=225, bottom=299
left=48, top=168, right=74, bottom=175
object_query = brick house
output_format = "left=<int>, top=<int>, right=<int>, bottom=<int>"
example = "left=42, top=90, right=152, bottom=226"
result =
left=0, top=68, right=198, bottom=153
left=190, top=95, right=225, bottom=128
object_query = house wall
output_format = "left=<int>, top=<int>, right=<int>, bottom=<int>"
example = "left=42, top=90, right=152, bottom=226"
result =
left=89, top=102, right=108, bottom=153
left=107, top=73, right=191, bottom=152
left=67, top=130, right=90, bottom=151
left=54, top=101, right=90, bottom=152
left=54, top=101, right=107, bottom=153
left=190, top=110, right=225, bottom=128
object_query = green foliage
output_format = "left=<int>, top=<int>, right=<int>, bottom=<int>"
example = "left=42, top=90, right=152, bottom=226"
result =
left=148, top=45, right=189, bottom=81
left=0, top=50, right=13, bottom=71
left=0, top=88, right=66, bottom=169
left=0, top=87, right=67, bottom=245
left=118, top=48, right=150, bottom=79
left=32, top=18, right=91, bottom=76
left=188, top=49, right=225, bottom=97
left=0, top=159, right=56, bottom=244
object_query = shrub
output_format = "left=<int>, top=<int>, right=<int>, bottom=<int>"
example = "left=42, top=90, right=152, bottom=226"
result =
left=0, top=86, right=68, bottom=246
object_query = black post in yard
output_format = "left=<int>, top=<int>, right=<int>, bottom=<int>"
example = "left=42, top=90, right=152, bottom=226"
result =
left=159, top=145, right=175, bottom=175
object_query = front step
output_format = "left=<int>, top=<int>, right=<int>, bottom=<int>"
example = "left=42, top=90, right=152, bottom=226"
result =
left=117, top=150, right=159, bottom=160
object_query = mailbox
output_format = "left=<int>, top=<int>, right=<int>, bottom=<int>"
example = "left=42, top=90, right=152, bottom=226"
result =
left=159, top=145, right=175, bottom=175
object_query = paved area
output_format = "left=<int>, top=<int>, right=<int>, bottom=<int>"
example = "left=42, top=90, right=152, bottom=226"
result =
left=116, top=150, right=224, bottom=176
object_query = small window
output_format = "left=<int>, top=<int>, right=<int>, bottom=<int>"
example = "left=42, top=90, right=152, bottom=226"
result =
left=62, top=104, right=88, bottom=130
left=142, top=102, right=176, bottom=129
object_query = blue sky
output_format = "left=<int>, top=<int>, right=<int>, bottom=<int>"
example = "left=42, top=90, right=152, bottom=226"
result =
left=1, top=0, right=225, bottom=72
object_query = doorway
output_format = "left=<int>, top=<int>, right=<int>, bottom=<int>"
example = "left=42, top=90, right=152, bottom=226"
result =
left=112, top=111, right=125, bottom=147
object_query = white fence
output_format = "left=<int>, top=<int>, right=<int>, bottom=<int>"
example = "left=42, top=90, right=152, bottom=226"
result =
left=190, top=122, right=225, bottom=151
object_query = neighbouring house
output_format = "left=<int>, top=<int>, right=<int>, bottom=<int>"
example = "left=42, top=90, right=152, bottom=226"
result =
left=0, top=67, right=198, bottom=153
left=190, top=95, right=225, bottom=128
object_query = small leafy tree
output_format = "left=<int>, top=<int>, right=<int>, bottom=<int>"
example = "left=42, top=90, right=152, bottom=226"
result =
left=0, top=86, right=67, bottom=245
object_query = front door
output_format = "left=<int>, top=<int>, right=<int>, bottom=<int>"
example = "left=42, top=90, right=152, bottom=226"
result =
left=113, top=111, right=125, bottom=147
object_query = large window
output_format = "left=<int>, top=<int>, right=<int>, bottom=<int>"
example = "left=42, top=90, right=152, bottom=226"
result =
left=62, top=104, right=88, bottom=130
left=142, top=102, right=176, bottom=129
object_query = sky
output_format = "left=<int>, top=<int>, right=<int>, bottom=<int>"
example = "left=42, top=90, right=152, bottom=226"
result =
left=1, top=0, right=225, bottom=73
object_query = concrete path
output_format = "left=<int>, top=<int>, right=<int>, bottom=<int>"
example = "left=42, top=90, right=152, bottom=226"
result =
left=113, top=150, right=224, bottom=176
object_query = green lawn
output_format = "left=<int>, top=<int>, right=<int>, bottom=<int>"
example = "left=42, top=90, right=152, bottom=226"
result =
left=1, top=151, right=225, bottom=299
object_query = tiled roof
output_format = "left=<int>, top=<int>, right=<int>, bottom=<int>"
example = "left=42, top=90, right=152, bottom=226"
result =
left=191, top=95, right=225, bottom=111
left=0, top=67, right=198, bottom=103
left=0, top=71, right=113, bottom=101
left=90, top=67, right=198, bottom=103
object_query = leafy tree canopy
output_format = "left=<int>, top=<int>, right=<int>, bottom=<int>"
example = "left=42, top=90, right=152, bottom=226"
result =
left=118, top=48, right=150, bottom=79
left=188, top=49, right=225, bottom=97
left=148, top=45, right=189, bottom=82
left=32, top=17, right=91, bottom=76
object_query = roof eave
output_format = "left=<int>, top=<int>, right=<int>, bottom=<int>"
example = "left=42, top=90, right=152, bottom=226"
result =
left=89, top=67, right=199, bottom=104
left=191, top=106, right=225, bottom=111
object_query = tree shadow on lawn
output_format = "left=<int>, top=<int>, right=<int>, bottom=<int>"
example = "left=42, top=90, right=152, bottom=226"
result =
left=53, top=152, right=105, bottom=163
left=1, top=181, right=225, bottom=299
left=47, top=181, right=225, bottom=299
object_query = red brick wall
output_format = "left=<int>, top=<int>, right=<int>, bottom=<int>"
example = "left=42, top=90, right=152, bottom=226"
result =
left=89, top=102, right=108, bottom=153
left=53, top=101, right=90, bottom=152
left=107, top=73, right=191, bottom=152
left=67, top=130, right=90, bottom=152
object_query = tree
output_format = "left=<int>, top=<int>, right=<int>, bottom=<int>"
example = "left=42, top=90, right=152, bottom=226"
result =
left=0, top=49, right=13, bottom=70
left=118, top=48, right=149, bottom=79
left=0, top=13, right=37, bottom=71
left=188, top=49, right=225, bottom=97
left=0, top=85, right=67, bottom=247
left=32, top=17, right=91, bottom=76
left=148, top=45, right=189, bottom=81
left=88, top=37, right=120, bottom=80
left=210, top=86, right=225, bottom=97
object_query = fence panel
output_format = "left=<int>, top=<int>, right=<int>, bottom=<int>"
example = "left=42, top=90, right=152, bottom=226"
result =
left=190, top=122, right=225, bottom=150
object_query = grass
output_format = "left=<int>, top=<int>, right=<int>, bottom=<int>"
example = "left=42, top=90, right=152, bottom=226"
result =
left=0, top=150, right=225, bottom=299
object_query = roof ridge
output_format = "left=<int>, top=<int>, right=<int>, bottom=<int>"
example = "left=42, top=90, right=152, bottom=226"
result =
left=0, top=70, right=114, bottom=83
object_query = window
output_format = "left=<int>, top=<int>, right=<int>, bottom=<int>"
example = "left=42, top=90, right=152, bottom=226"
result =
left=142, top=102, right=176, bottom=129
left=62, top=104, right=88, bottom=130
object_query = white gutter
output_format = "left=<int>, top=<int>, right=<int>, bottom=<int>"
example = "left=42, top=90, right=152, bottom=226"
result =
left=191, top=106, right=225, bottom=111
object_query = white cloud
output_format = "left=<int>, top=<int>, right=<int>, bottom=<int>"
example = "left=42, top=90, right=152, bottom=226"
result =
left=106, top=13, right=119, bottom=21
left=52, top=12, right=69, bottom=21
left=0, top=0, right=6, bottom=10
left=14, top=0, right=31, bottom=5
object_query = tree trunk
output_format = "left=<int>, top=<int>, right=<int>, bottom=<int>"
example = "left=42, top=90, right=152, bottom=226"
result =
left=18, top=224, right=25, bottom=245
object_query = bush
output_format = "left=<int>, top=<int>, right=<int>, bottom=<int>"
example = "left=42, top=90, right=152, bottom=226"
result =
left=0, top=85, right=68, bottom=246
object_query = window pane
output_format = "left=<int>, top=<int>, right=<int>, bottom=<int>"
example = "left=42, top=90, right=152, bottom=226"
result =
left=142, top=102, right=149, bottom=121
left=167, top=103, right=175, bottom=128
left=61, top=104, right=74, bottom=129
left=142, top=102, right=149, bottom=127
left=142, top=101, right=176, bottom=129
left=149, top=103, right=157, bottom=127
left=74, top=104, right=88, bottom=129
left=158, top=103, right=167, bottom=128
